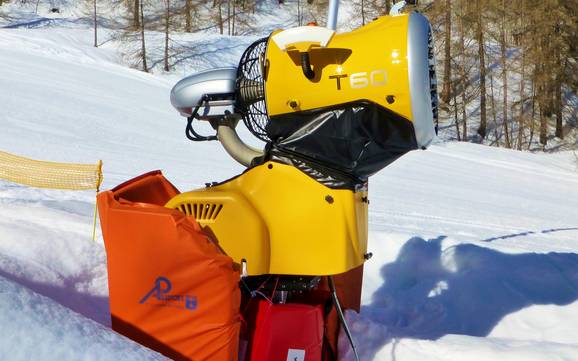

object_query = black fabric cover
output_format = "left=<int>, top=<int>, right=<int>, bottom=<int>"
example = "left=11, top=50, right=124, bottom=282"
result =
left=260, top=102, right=418, bottom=189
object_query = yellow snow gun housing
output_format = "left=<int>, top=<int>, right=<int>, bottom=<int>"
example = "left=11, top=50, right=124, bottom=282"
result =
left=264, top=12, right=438, bottom=147
left=168, top=12, right=438, bottom=276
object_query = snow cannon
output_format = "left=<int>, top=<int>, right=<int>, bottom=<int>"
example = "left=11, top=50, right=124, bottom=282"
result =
left=167, top=11, right=438, bottom=277
left=97, top=3, right=438, bottom=361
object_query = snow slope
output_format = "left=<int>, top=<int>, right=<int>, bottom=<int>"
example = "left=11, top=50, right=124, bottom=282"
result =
left=1, top=20, right=578, bottom=361
left=0, top=275, right=166, bottom=360
left=338, top=142, right=578, bottom=360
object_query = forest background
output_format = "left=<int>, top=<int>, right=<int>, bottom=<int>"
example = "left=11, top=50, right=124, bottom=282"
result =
left=1, top=0, right=576, bottom=151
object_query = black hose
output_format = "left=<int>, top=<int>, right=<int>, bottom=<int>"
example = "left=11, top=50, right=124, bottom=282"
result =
left=301, top=52, right=315, bottom=80
left=185, top=102, right=218, bottom=142
left=186, top=117, right=218, bottom=142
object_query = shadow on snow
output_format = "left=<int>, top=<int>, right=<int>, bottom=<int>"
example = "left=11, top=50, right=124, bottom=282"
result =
left=0, top=267, right=110, bottom=327
left=356, top=235, right=578, bottom=360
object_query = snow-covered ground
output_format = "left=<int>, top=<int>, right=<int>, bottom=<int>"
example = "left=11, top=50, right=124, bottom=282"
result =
left=1, top=6, right=578, bottom=361
left=0, top=275, right=165, bottom=360
left=341, top=142, right=578, bottom=360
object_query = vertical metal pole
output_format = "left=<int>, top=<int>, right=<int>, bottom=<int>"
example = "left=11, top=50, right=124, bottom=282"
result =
left=326, top=0, right=339, bottom=30
left=92, top=196, right=99, bottom=242
left=92, top=160, right=103, bottom=242
left=329, top=276, right=360, bottom=361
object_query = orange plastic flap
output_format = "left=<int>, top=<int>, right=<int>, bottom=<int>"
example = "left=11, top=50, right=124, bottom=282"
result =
left=98, top=171, right=240, bottom=361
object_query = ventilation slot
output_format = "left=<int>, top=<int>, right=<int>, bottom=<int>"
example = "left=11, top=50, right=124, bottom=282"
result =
left=175, top=202, right=223, bottom=221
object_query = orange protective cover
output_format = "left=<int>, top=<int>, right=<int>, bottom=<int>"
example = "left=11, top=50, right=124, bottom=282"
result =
left=98, top=171, right=241, bottom=361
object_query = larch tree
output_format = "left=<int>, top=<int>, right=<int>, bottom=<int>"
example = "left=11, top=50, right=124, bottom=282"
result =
left=475, top=0, right=488, bottom=141
left=93, top=0, right=98, bottom=47
left=164, top=0, right=170, bottom=72
left=185, top=0, right=192, bottom=32
left=499, top=0, right=510, bottom=148
left=133, top=0, right=140, bottom=29
left=439, top=0, right=452, bottom=106
left=458, top=0, right=469, bottom=141
left=214, top=0, right=224, bottom=34
left=139, top=0, right=148, bottom=72
left=516, top=0, right=526, bottom=149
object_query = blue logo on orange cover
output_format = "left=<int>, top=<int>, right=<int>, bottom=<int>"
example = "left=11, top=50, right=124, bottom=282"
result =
left=139, top=276, right=197, bottom=311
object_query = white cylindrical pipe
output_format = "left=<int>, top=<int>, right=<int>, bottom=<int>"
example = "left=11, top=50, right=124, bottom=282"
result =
left=326, top=0, right=339, bottom=30
left=217, top=124, right=263, bottom=167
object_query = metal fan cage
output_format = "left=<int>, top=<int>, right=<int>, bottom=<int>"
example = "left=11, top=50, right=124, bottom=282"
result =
left=236, top=37, right=270, bottom=142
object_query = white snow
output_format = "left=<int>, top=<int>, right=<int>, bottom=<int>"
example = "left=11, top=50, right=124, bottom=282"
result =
left=0, top=275, right=166, bottom=360
left=1, top=5, right=578, bottom=361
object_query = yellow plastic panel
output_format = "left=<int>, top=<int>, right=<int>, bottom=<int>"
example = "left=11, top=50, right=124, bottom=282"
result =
left=167, top=189, right=270, bottom=275
left=265, top=15, right=411, bottom=120
left=166, top=162, right=367, bottom=276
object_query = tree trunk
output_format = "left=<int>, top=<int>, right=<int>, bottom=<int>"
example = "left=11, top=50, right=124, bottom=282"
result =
left=490, top=72, right=500, bottom=147
left=554, top=81, right=563, bottom=139
left=459, top=3, right=467, bottom=140
left=517, top=53, right=525, bottom=150
left=134, top=0, right=140, bottom=30
left=539, top=110, right=547, bottom=148
left=297, top=0, right=302, bottom=26
left=516, top=0, right=525, bottom=150
left=554, top=46, right=564, bottom=139
left=538, top=63, right=551, bottom=148
left=528, top=82, right=535, bottom=149
left=93, top=0, right=98, bottom=47
left=500, top=0, right=510, bottom=148
left=185, top=0, right=192, bottom=32
left=232, top=0, right=236, bottom=35
left=453, top=87, right=461, bottom=141
left=227, top=0, right=231, bottom=35
left=361, top=0, right=366, bottom=25
left=476, top=0, right=487, bottom=140
left=538, top=64, right=548, bottom=147
left=164, top=0, right=170, bottom=72
left=140, top=0, right=148, bottom=72
left=440, top=0, right=451, bottom=105
left=385, top=0, right=391, bottom=14
left=218, top=0, right=224, bottom=34
left=461, top=84, right=467, bottom=140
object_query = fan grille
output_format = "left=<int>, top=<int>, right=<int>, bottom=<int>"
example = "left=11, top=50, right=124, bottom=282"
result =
left=236, top=37, right=270, bottom=142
